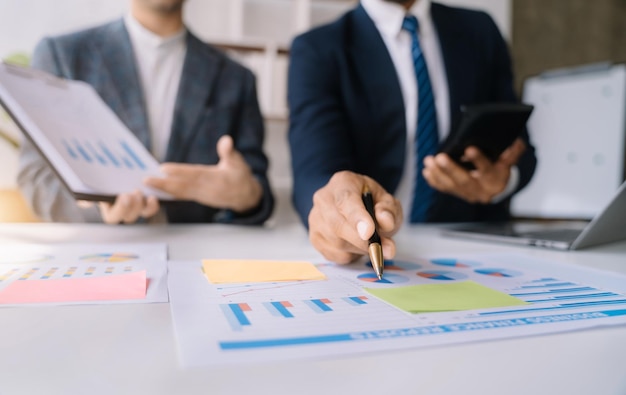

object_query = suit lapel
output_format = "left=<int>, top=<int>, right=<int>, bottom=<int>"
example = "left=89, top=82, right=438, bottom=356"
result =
left=166, top=33, right=223, bottom=162
left=348, top=5, right=406, bottom=155
left=92, top=19, right=151, bottom=148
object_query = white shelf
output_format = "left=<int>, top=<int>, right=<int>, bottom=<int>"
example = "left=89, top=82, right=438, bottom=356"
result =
left=187, top=0, right=355, bottom=119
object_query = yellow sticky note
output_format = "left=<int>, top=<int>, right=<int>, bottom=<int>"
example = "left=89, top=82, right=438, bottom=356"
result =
left=365, top=280, right=528, bottom=313
left=202, top=259, right=326, bottom=284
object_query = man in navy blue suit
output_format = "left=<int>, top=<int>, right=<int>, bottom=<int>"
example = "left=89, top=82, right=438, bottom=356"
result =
left=19, top=0, right=273, bottom=225
left=288, top=0, right=537, bottom=263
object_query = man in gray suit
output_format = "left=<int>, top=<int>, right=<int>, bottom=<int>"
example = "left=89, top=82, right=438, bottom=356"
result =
left=18, top=0, right=274, bottom=225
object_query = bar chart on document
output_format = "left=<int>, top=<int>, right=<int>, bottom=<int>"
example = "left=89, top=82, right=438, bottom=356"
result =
left=54, top=133, right=164, bottom=198
left=42, top=92, right=166, bottom=198
left=0, top=63, right=169, bottom=200
left=167, top=253, right=626, bottom=367
left=0, top=243, right=169, bottom=306
left=61, top=137, right=147, bottom=173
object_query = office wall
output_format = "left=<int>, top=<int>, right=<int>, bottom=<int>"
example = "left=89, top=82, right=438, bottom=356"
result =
left=0, top=0, right=511, bottom=59
left=511, top=0, right=626, bottom=94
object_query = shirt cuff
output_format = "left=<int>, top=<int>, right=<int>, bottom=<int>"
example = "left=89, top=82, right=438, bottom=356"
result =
left=490, top=166, right=520, bottom=204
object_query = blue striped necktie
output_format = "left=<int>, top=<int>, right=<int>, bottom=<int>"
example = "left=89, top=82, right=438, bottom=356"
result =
left=402, top=15, right=439, bottom=223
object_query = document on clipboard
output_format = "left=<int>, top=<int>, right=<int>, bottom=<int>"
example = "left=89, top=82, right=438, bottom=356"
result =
left=0, top=63, right=172, bottom=202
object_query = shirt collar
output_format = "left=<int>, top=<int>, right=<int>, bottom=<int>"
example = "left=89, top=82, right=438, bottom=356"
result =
left=361, top=0, right=433, bottom=39
left=124, top=13, right=186, bottom=50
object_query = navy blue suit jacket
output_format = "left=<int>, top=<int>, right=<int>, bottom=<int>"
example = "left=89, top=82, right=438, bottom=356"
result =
left=18, top=19, right=273, bottom=224
left=288, top=3, right=536, bottom=227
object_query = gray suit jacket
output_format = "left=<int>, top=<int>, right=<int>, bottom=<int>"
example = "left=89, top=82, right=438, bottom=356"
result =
left=18, top=19, right=274, bottom=224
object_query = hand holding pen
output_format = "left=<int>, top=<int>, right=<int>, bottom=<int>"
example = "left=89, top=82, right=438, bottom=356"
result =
left=306, top=171, right=403, bottom=265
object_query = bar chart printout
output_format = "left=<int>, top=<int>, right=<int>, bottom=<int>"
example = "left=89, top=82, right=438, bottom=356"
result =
left=0, top=64, right=168, bottom=200
left=0, top=243, right=169, bottom=305
left=167, top=253, right=626, bottom=367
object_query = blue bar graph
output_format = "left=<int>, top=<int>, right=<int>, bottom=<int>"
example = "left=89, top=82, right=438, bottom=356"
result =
left=264, top=301, right=294, bottom=318
left=304, top=299, right=333, bottom=313
left=218, top=309, right=626, bottom=350
left=62, top=139, right=78, bottom=159
left=61, top=137, right=150, bottom=171
left=343, top=296, right=368, bottom=306
left=519, top=282, right=577, bottom=289
left=122, top=157, right=134, bottom=169
left=85, top=141, right=107, bottom=165
left=73, top=140, right=92, bottom=162
left=99, top=141, right=120, bottom=167
left=220, top=303, right=252, bottom=331
left=479, top=299, right=626, bottom=316
left=528, top=292, right=619, bottom=303
left=121, top=141, right=146, bottom=170
left=510, top=287, right=597, bottom=297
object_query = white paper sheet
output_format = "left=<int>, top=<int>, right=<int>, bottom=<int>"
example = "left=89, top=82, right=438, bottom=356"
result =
left=0, top=63, right=170, bottom=200
left=168, top=253, right=626, bottom=368
left=0, top=243, right=169, bottom=306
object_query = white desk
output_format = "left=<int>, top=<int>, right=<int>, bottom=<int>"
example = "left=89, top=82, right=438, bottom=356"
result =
left=0, top=222, right=624, bottom=395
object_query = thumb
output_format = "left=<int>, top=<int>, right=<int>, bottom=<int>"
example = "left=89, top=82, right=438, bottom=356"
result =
left=216, top=135, right=236, bottom=164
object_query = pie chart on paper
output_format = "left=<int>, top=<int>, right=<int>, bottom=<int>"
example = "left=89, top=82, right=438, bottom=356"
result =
left=417, top=270, right=468, bottom=281
left=430, top=258, right=481, bottom=268
left=79, top=253, right=139, bottom=263
left=357, top=273, right=410, bottom=284
left=475, top=268, right=523, bottom=278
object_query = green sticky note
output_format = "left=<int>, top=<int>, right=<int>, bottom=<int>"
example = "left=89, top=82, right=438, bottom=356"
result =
left=365, top=280, right=528, bottom=313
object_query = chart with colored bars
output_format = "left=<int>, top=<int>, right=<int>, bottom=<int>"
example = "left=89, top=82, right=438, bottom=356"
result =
left=167, top=253, right=626, bottom=367
left=61, top=138, right=146, bottom=170
left=0, top=243, right=169, bottom=305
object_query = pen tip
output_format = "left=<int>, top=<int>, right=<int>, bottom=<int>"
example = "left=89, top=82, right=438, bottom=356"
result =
left=368, top=243, right=384, bottom=280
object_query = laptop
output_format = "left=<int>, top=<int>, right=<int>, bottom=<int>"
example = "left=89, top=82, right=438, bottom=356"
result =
left=442, top=180, right=626, bottom=250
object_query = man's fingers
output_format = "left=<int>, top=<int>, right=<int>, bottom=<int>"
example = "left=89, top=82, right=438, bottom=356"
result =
left=309, top=229, right=363, bottom=264
left=158, top=163, right=197, bottom=178
left=99, top=194, right=132, bottom=224
left=141, top=196, right=160, bottom=218
left=499, top=138, right=526, bottom=166
left=464, top=146, right=492, bottom=172
left=311, top=186, right=369, bottom=251
left=307, top=171, right=401, bottom=264
left=121, top=191, right=143, bottom=223
left=144, top=165, right=209, bottom=201
left=424, top=155, right=456, bottom=192
left=216, top=135, right=246, bottom=168
left=99, top=191, right=158, bottom=224
left=216, top=134, right=234, bottom=158
left=368, top=178, right=402, bottom=234
left=381, top=237, right=396, bottom=260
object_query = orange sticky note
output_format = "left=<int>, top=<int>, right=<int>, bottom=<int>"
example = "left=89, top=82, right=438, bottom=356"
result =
left=0, top=270, right=147, bottom=304
left=202, top=259, right=326, bottom=284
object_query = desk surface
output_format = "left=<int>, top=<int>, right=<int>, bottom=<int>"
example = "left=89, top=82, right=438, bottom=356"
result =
left=0, top=222, right=624, bottom=395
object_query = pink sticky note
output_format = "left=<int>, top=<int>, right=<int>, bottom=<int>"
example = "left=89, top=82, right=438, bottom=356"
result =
left=0, top=270, right=147, bottom=304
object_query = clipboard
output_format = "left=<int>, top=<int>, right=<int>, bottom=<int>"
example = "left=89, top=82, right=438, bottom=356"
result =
left=440, top=103, right=534, bottom=169
left=0, top=63, right=173, bottom=202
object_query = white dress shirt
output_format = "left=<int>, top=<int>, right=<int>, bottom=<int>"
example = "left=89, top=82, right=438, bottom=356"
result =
left=361, top=0, right=518, bottom=218
left=124, top=15, right=186, bottom=224
left=124, top=14, right=186, bottom=162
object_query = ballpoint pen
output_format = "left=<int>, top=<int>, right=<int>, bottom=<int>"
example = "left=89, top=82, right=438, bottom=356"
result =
left=361, top=185, right=384, bottom=280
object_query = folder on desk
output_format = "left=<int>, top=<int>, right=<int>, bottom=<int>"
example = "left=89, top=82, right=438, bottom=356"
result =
left=0, top=63, right=172, bottom=202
